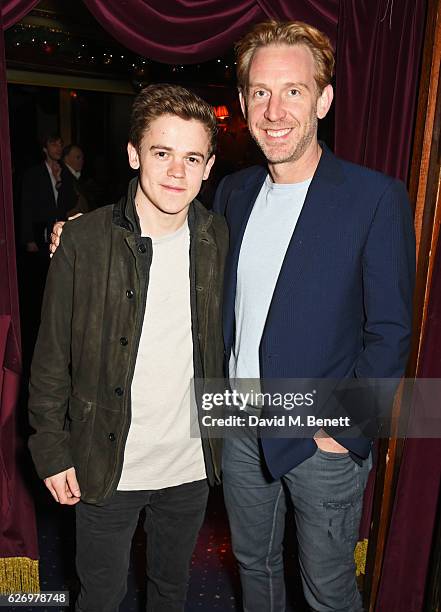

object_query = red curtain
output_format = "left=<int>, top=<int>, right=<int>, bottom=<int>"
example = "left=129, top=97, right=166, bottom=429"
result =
left=335, top=0, right=426, bottom=182
left=2, top=0, right=39, bottom=30
left=82, top=0, right=338, bottom=63
left=375, top=244, right=441, bottom=610
left=0, top=2, right=39, bottom=593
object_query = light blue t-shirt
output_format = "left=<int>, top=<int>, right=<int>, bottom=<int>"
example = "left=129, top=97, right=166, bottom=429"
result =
left=229, top=174, right=312, bottom=381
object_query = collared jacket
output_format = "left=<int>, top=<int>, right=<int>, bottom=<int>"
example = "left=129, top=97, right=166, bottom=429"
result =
left=28, top=178, right=228, bottom=504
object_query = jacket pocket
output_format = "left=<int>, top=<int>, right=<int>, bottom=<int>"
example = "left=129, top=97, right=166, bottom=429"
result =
left=84, top=405, right=124, bottom=502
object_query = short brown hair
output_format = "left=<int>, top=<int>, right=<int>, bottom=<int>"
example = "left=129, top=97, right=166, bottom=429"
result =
left=235, top=21, right=335, bottom=94
left=129, top=84, right=217, bottom=158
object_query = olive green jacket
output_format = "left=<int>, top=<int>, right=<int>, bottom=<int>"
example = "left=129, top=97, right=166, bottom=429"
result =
left=28, top=178, right=228, bottom=504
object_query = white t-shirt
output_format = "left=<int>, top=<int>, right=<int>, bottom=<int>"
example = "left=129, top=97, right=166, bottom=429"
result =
left=118, top=222, right=206, bottom=490
left=230, top=174, right=312, bottom=381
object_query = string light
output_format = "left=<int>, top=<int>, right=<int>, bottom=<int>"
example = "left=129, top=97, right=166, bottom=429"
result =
left=5, top=22, right=236, bottom=83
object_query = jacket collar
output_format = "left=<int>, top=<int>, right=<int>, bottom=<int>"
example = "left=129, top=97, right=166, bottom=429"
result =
left=313, top=142, right=345, bottom=187
left=231, top=143, right=344, bottom=195
left=112, top=177, right=140, bottom=232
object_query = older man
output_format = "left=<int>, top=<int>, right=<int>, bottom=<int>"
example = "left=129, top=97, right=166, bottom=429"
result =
left=213, top=21, right=415, bottom=612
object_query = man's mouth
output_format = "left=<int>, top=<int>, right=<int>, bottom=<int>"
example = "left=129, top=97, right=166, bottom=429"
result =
left=264, top=128, right=292, bottom=138
left=161, top=184, right=186, bottom=193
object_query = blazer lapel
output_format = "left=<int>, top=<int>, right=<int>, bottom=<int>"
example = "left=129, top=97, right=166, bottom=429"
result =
left=261, top=146, right=346, bottom=334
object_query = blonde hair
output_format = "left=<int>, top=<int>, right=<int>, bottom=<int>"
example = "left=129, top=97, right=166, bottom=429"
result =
left=235, top=21, right=335, bottom=94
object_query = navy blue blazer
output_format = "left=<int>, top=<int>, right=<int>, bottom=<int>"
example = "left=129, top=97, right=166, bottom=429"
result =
left=213, top=146, right=415, bottom=478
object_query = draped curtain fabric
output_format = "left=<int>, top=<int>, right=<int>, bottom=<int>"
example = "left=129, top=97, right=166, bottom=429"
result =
left=2, top=0, right=39, bottom=31
left=375, top=243, right=441, bottom=610
left=82, top=0, right=338, bottom=64
left=0, top=3, right=39, bottom=593
left=335, top=0, right=426, bottom=181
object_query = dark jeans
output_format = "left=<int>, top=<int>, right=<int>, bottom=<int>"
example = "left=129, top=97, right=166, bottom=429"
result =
left=75, top=479, right=209, bottom=612
left=223, top=427, right=372, bottom=612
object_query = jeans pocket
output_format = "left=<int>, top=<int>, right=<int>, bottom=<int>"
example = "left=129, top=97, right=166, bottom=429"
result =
left=316, top=446, right=350, bottom=459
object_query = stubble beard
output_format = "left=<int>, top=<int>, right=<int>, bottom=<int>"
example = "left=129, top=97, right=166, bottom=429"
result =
left=251, top=113, right=318, bottom=165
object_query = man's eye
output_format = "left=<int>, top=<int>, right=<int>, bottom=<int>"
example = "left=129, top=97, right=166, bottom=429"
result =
left=289, top=89, right=300, bottom=96
left=187, top=157, right=200, bottom=164
left=253, top=90, right=268, bottom=98
left=155, top=151, right=168, bottom=158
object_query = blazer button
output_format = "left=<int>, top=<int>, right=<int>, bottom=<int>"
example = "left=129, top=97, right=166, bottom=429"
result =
left=114, top=387, right=124, bottom=396
left=126, top=289, right=134, bottom=299
left=138, top=244, right=147, bottom=254
left=120, top=337, right=128, bottom=346
left=108, top=433, right=115, bottom=441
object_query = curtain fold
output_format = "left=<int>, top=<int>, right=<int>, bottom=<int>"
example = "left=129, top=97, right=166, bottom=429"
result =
left=0, top=316, right=39, bottom=593
left=82, top=0, right=337, bottom=63
left=83, top=0, right=263, bottom=63
left=375, top=239, right=441, bottom=610
left=0, top=4, right=39, bottom=593
left=1, top=0, right=40, bottom=31
left=256, top=0, right=337, bottom=40
left=335, top=0, right=426, bottom=182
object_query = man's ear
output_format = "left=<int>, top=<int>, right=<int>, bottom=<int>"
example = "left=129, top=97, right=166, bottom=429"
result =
left=203, top=155, right=215, bottom=181
left=316, top=84, right=333, bottom=120
left=239, top=89, right=247, bottom=120
left=127, top=142, right=140, bottom=170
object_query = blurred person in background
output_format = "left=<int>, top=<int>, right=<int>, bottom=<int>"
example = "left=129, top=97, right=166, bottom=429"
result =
left=20, top=133, right=66, bottom=254
left=61, top=144, right=89, bottom=217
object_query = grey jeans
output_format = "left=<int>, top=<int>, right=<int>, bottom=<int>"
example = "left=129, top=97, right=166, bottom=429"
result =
left=222, top=427, right=371, bottom=612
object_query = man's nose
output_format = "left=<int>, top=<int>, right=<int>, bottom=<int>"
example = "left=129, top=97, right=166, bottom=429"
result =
left=167, top=158, right=185, bottom=178
left=264, top=95, right=287, bottom=122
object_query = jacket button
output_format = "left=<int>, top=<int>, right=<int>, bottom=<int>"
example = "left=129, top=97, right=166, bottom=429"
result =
left=126, top=289, right=134, bottom=299
left=120, top=337, right=128, bottom=346
left=114, top=387, right=124, bottom=396
left=108, top=433, right=115, bottom=441
left=138, top=244, right=147, bottom=254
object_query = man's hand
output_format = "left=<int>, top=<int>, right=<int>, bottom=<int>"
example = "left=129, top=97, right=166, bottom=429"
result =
left=314, top=429, right=348, bottom=453
left=49, top=221, right=65, bottom=256
left=44, top=467, right=81, bottom=505
left=49, top=213, right=83, bottom=257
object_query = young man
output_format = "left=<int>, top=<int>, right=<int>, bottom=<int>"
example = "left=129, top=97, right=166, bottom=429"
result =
left=21, top=133, right=65, bottom=253
left=28, top=84, right=228, bottom=612
left=213, top=21, right=415, bottom=612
